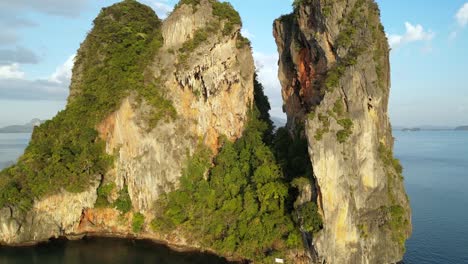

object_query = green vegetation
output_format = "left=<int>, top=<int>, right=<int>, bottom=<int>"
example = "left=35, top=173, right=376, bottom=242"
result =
left=178, top=27, right=210, bottom=65
left=278, top=13, right=295, bottom=24
left=379, top=142, right=408, bottom=250
left=273, top=127, right=312, bottom=183
left=323, top=0, right=387, bottom=92
left=382, top=205, right=408, bottom=250
left=175, top=0, right=201, bottom=12
left=177, top=1, right=243, bottom=66
left=333, top=100, right=344, bottom=116
left=114, top=185, right=132, bottom=213
left=179, top=28, right=209, bottom=54
left=132, top=212, right=145, bottom=233
left=307, top=111, right=316, bottom=121
left=253, top=74, right=274, bottom=143
left=294, top=202, right=322, bottom=234
left=95, top=182, right=116, bottom=208
left=336, top=118, right=354, bottom=143
left=292, top=0, right=312, bottom=10
left=378, top=143, right=403, bottom=176
left=325, top=65, right=345, bottom=90
left=152, top=111, right=296, bottom=261
left=176, top=0, right=241, bottom=35
left=236, top=34, right=251, bottom=49
left=357, top=223, right=369, bottom=238
left=0, top=1, right=175, bottom=210
left=151, top=76, right=321, bottom=262
left=369, top=1, right=388, bottom=90
left=314, top=113, right=330, bottom=141
left=212, top=1, right=241, bottom=36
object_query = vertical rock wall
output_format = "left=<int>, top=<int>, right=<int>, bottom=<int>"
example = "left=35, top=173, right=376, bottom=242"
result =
left=274, top=0, right=411, bottom=263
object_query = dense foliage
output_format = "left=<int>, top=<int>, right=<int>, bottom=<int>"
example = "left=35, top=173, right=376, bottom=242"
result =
left=95, top=182, right=116, bottom=208
left=132, top=212, right=146, bottom=233
left=211, top=1, right=242, bottom=35
left=114, top=185, right=133, bottom=213
left=151, top=76, right=321, bottom=262
left=0, top=0, right=173, bottom=210
left=152, top=111, right=299, bottom=261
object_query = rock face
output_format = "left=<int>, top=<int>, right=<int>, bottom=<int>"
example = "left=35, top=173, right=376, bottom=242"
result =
left=274, top=0, right=411, bottom=263
left=0, top=0, right=253, bottom=246
left=0, top=180, right=99, bottom=244
left=99, top=0, right=253, bottom=213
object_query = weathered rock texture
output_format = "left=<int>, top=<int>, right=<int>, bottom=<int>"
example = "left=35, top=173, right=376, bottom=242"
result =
left=99, top=0, right=253, bottom=213
left=0, top=0, right=253, bottom=246
left=274, top=0, right=411, bottom=263
left=0, top=180, right=99, bottom=244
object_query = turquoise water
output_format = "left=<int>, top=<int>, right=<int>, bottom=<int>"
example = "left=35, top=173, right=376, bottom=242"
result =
left=1, top=131, right=467, bottom=263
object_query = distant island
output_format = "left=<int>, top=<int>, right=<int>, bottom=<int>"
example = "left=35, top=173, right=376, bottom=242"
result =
left=394, top=125, right=468, bottom=131
left=0, top=119, right=44, bottom=133
left=402, top=128, right=421, bottom=132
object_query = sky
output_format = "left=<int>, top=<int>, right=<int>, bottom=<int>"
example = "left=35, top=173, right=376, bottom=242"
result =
left=0, top=0, right=467, bottom=128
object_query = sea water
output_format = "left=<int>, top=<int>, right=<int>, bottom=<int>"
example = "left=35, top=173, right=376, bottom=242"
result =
left=395, top=131, right=468, bottom=264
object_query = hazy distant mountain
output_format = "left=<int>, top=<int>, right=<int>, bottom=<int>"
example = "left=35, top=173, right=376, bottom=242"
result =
left=0, top=119, right=44, bottom=133
left=271, top=116, right=287, bottom=128
left=402, top=128, right=421, bottom=132
left=455, top=126, right=468, bottom=131
left=394, top=125, right=454, bottom=131
left=0, top=160, right=14, bottom=170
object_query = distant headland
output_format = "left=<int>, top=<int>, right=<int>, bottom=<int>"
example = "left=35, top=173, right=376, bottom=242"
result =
left=0, top=119, right=44, bottom=133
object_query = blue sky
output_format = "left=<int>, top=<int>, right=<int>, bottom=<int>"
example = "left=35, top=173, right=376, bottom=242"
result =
left=0, top=0, right=467, bottom=127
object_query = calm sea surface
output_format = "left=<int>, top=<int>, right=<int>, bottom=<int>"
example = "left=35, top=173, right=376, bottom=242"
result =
left=0, top=131, right=467, bottom=263
left=395, top=131, right=468, bottom=264
left=0, top=133, right=30, bottom=169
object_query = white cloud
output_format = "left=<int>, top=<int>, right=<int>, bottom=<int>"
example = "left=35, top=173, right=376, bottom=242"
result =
left=388, top=22, right=435, bottom=48
left=0, top=63, right=25, bottom=79
left=456, top=3, right=468, bottom=27
left=241, top=28, right=255, bottom=39
left=0, top=55, right=74, bottom=100
left=49, top=54, right=75, bottom=84
left=143, top=0, right=173, bottom=19
left=253, top=51, right=285, bottom=119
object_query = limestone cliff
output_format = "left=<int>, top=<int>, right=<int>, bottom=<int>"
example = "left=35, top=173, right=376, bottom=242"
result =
left=98, top=0, right=253, bottom=212
left=0, top=0, right=253, bottom=248
left=274, top=0, right=412, bottom=263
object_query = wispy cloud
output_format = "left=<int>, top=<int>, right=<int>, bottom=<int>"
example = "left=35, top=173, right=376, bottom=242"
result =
left=0, top=55, right=73, bottom=100
left=49, top=55, right=75, bottom=84
left=253, top=51, right=285, bottom=119
left=451, top=3, right=468, bottom=39
left=142, top=0, right=174, bottom=19
left=387, top=22, right=435, bottom=49
left=0, top=1, right=89, bottom=46
left=0, top=63, right=25, bottom=79
left=241, top=28, right=255, bottom=39
left=456, top=3, right=468, bottom=27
